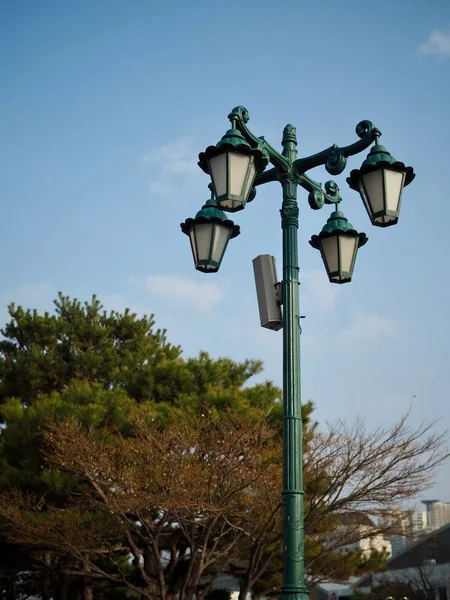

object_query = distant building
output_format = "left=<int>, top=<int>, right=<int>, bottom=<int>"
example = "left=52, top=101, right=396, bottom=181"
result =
left=354, top=523, right=450, bottom=600
left=388, top=534, right=408, bottom=557
left=411, top=509, right=428, bottom=535
left=332, top=512, right=392, bottom=558
left=313, top=580, right=357, bottom=600
left=423, top=499, right=450, bottom=531
left=380, top=509, right=427, bottom=557
left=338, top=532, right=392, bottom=558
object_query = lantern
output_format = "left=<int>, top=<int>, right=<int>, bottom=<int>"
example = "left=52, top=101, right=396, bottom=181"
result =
left=309, top=211, right=368, bottom=284
left=198, top=128, right=267, bottom=212
left=347, top=144, right=415, bottom=227
left=181, top=200, right=240, bottom=273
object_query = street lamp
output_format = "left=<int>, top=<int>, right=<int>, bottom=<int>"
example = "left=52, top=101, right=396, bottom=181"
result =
left=309, top=210, right=368, bottom=284
left=181, top=106, right=414, bottom=600
left=181, top=198, right=240, bottom=273
left=198, top=118, right=269, bottom=212
left=347, top=143, right=415, bottom=227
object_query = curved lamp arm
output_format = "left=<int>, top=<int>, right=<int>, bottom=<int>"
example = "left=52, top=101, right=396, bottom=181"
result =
left=254, top=167, right=278, bottom=186
left=294, top=120, right=382, bottom=176
left=228, top=106, right=291, bottom=175
left=298, top=174, right=342, bottom=210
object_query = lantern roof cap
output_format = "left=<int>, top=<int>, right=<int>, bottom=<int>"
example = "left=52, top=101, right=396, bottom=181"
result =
left=347, top=144, right=415, bottom=191
left=195, top=199, right=229, bottom=221
left=216, top=128, right=252, bottom=151
left=309, top=210, right=368, bottom=249
left=180, top=199, right=240, bottom=239
left=198, top=130, right=269, bottom=175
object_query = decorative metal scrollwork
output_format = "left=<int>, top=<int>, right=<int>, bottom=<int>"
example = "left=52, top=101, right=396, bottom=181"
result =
left=324, top=180, right=342, bottom=204
left=355, top=119, right=376, bottom=139
left=308, top=189, right=325, bottom=210
left=325, top=144, right=347, bottom=176
left=281, top=203, right=299, bottom=219
left=228, top=106, right=250, bottom=124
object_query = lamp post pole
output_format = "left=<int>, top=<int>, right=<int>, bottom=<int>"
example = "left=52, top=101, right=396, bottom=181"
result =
left=279, top=126, right=308, bottom=600
left=181, top=106, right=415, bottom=600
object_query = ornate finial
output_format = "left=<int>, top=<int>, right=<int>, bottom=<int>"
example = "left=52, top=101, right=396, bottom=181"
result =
left=282, top=123, right=298, bottom=163
left=282, top=124, right=297, bottom=146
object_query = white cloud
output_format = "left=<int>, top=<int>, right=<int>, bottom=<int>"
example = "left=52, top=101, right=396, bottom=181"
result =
left=143, top=274, right=223, bottom=312
left=301, top=269, right=340, bottom=311
left=142, top=138, right=201, bottom=196
left=418, top=29, right=450, bottom=59
left=143, top=139, right=198, bottom=175
left=147, top=180, right=172, bottom=196
left=337, top=313, right=397, bottom=344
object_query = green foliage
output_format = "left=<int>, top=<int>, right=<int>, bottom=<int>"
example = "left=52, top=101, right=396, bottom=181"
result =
left=355, top=549, right=390, bottom=575
left=0, top=294, right=283, bottom=496
left=0, top=383, right=136, bottom=493
left=0, top=293, right=182, bottom=407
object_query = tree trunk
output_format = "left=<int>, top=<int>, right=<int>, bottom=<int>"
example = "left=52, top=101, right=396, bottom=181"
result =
left=81, top=554, right=93, bottom=600
left=82, top=583, right=94, bottom=600
left=184, top=579, right=202, bottom=600
left=239, top=584, right=251, bottom=600
left=58, top=572, right=70, bottom=600
left=41, top=551, right=52, bottom=600
left=143, top=546, right=152, bottom=574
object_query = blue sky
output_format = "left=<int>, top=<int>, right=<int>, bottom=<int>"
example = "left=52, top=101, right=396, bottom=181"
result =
left=1, top=0, right=450, bottom=502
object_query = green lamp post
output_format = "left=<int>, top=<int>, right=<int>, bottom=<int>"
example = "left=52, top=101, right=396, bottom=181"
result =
left=181, top=106, right=414, bottom=600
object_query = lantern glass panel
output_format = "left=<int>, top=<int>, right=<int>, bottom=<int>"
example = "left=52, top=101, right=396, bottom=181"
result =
left=209, top=154, right=227, bottom=197
left=211, top=224, right=231, bottom=263
left=339, top=235, right=357, bottom=274
left=243, top=161, right=256, bottom=199
left=320, top=236, right=339, bottom=274
left=359, top=169, right=384, bottom=216
left=189, top=231, right=198, bottom=266
left=229, top=153, right=252, bottom=196
left=194, top=223, right=214, bottom=263
left=385, top=169, right=405, bottom=212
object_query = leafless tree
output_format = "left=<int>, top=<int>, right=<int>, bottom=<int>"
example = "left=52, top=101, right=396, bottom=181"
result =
left=0, top=410, right=447, bottom=598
